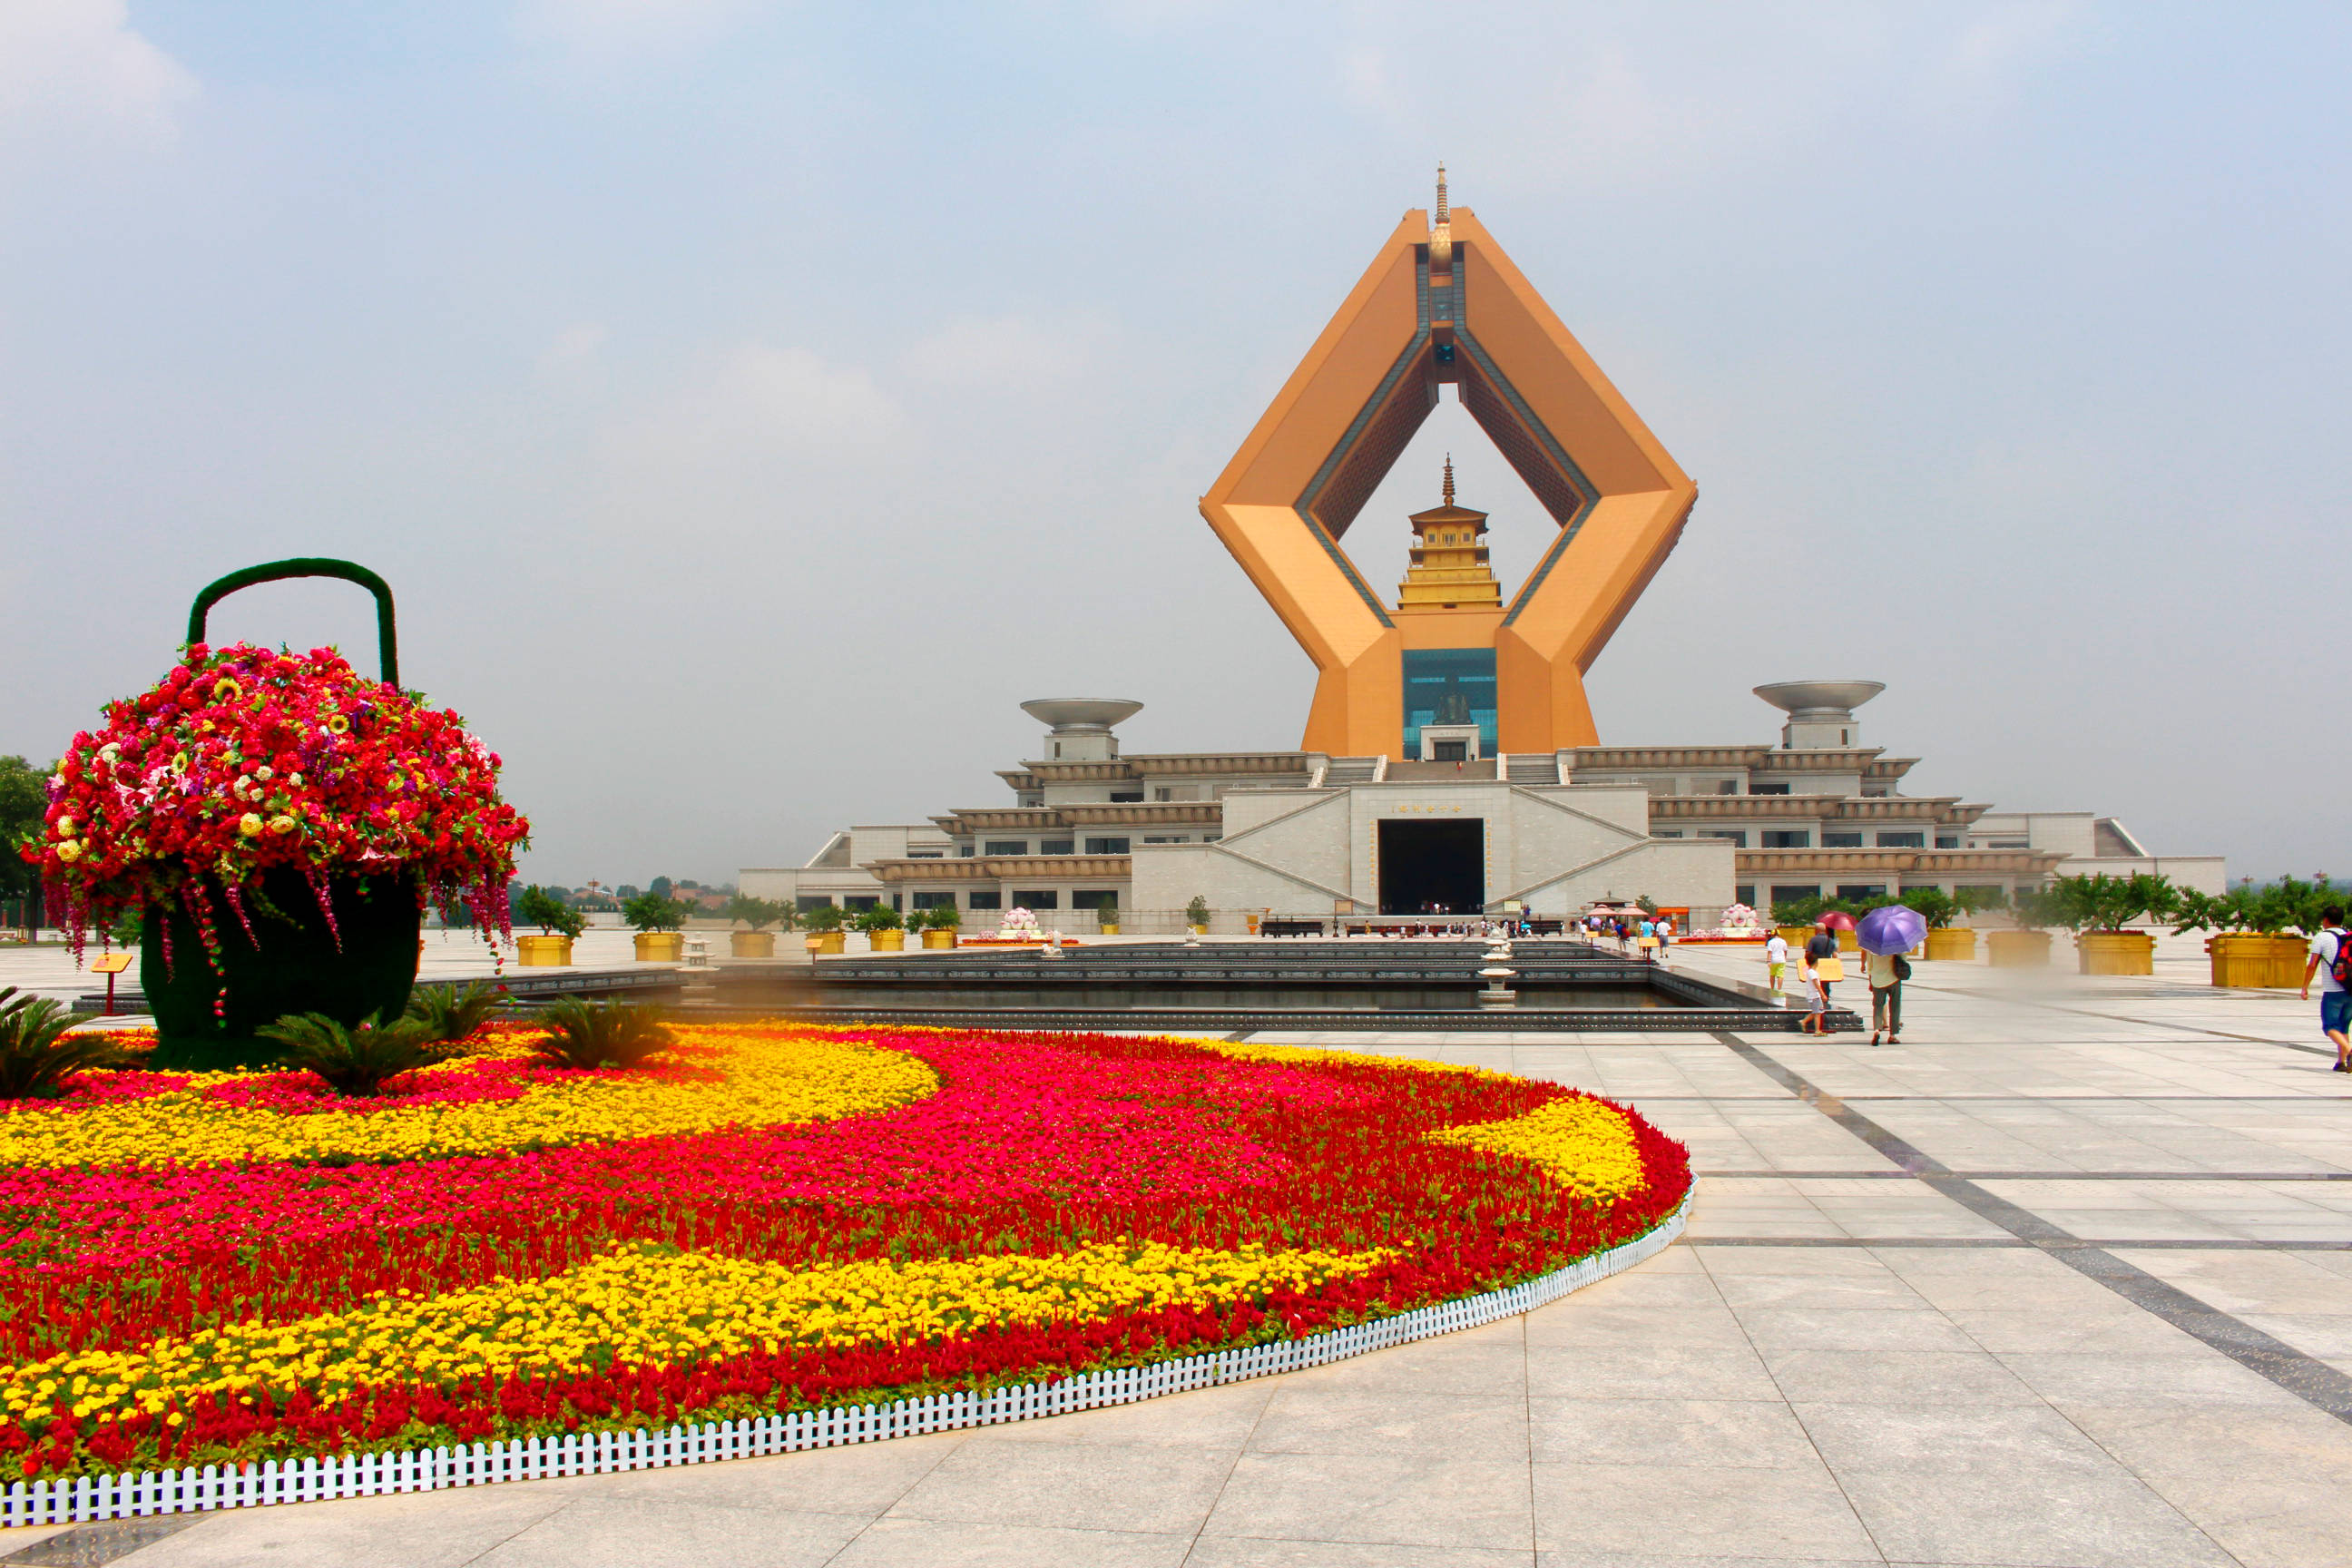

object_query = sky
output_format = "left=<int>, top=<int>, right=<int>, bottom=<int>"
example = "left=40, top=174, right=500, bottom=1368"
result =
left=3, top=1, right=2347, bottom=887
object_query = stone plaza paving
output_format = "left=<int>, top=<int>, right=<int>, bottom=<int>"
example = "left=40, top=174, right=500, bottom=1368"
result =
left=3, top=937, right=2347, bottom=1567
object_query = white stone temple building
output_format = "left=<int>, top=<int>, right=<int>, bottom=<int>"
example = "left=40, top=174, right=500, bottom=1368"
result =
left=739, top=686, right=2222, bottom=931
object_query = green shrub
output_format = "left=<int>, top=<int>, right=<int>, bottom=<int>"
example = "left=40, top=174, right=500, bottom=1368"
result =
left=256, top=1011, right=447, bottom=1097
left=529, top=997, right=671, bottom=1070
left=1954, top=887, right=2008, bottom=920
left=852, top=903, right=904, bottom=933
left=799, top=903, right=845, bottom=932
left=1095, top=902, right=1120, bottom=928
left=405, top=979, right=505, bottom=1044
left=724, top=894, right=790, bottom=932
left=0, top=987, right=132, bottom=1099
left=622, top=892, right=687, bottom=933
left=1186, top=896, right=1210, bottom=926
left=2046, top=872, right=2180, bottom=934
left=516, top=885, right=584, bottom=939
left=1896, top=887, right=1958, bottom=930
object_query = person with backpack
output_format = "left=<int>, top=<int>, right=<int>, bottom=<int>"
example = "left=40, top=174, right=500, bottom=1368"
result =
left=1867, top=945, right=1910, bottom=1045
left=2300, top=904, right=2351, bottom=1072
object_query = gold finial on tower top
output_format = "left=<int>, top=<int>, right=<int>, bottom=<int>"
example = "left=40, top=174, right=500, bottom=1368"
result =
left=1442, top=454, right=1455, bottom=505
left=1429, top=162, right=1454, bottom=270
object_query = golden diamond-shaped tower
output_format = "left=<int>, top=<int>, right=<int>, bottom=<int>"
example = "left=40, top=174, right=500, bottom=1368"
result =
left=1198, top=169, right=1698, bottom=756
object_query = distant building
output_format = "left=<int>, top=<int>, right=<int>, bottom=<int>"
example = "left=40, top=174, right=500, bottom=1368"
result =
left=740, top=682, right=2220, bottom=926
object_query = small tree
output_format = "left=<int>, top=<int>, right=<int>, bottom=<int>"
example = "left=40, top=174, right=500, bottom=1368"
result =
left=1095, top=899, right=1120, bottom=929
left=799, top=902, right=845, bottom=932
left=516, top=885, right=584, bottom=939
left=2046, top=872, right=2180, bottom=934
left=1896, top=887, right=1958, bottom=930
left=1954, top=887, right=2007, bottom=923
left=918, top=902, right=961, bottom=930
left=852, top=903, right=903, bottom=933
left=622, top=891, right=687, bottom=933
left=724, top=893, right=790, bottom=932
left=1634, top=894, right=1660, bottom=916
left=1186, top=895, right=1210, bottom=927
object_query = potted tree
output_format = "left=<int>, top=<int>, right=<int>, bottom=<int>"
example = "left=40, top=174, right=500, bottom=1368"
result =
left=799, top=901, right=846, bottom=955
left=1096, top=899, right=1121, bottom=936
left=2049, top=872, right=2177, bottom=975
left=1186, top=895, right=1210, bottom=936
left=2178, top=877, right=2324, bottom=988
left=854, top=902, right=906, bottom=952
left=1987, top=887, right=2056, bottom=967
left=623, top=890, right=688, bottom=962
left=723, top=893, right=789, bottom=958
left=918, top=902, right=960, bottom=949
left=1899, top=887, right=1972, bottom=961
left=514, top=885, right=583, bottom=965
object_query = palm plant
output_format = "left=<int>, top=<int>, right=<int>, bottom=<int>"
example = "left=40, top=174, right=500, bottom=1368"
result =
left=405, top=979, right=505, bottom=1044
left=527, top=996, right=672, bottom=1071
left=255, top=1011, right=448, bottom=1097
left=0, top=986, right=132, bottom=1099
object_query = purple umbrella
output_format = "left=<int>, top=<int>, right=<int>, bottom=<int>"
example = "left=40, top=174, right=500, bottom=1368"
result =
left=1857, top=905, right=1926, bottom=956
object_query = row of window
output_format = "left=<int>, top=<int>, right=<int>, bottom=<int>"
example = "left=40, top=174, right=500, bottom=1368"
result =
left=1757, top=883, right=2010, bottom=906
left=799, top=891, right=1117, bottom=913
left=1659, top=829, right=1956, bottom=849
left=966, top=836, right=1219, bottom=856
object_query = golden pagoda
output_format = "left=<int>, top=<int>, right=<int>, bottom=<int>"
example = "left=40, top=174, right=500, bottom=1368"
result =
left=1396, top=457, right=1501, bottom=612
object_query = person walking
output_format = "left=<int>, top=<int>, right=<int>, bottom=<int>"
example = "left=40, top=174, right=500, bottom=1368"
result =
left=2300, top=905, right=2351, bottom=1073
left=1799, top=918, right=1841, bottom=1034
left=1765, top=928, right=1789, bottom=996
left=1866, top=945, right=1907, bottom=1046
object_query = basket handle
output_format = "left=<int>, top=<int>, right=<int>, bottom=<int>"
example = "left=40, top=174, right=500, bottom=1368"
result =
left=187, top=558, right=398, bottom=687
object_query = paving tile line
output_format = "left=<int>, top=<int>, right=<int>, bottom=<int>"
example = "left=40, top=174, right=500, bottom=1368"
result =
left=1922, top=984, right=2337, bottom=1057
left=1705, top=1169, right=2352, bottom=1181
left=1710, top=1032, right=2352, bottom=1426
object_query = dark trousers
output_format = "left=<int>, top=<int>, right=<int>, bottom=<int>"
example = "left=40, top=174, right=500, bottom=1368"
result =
left=1871, top=983, right=1902, bottom=1035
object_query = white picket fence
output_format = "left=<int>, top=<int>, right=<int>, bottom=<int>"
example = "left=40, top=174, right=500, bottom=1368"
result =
left=3, top=1199, right=1686, bottom=1528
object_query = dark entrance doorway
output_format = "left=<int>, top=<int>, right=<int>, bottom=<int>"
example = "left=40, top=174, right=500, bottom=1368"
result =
left=1377, top=818, right=1485, bottom=915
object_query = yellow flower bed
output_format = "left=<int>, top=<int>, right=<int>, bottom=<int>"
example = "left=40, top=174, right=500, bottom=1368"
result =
left=0, top=1024, right=937, bottom=1171
left=5, top=1240, right=1396, bottom=1427
left=1426, top=1095, right=1648, bottom=1202
left=1203, top=1039, right=1507, bottom=1079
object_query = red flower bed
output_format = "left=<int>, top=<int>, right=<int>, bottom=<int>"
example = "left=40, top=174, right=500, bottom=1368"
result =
left=0, top=1026, right=1688, bottom=1479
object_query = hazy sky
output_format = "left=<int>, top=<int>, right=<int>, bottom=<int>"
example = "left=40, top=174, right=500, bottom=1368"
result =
left=5, top=2, right=2347, bottom=887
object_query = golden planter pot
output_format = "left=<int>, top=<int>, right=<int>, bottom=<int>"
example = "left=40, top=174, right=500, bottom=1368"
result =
left=1098, top=923, right=1120, bottom=936
left=1987, top=930, right=2052, bottom=968
left=730, top=930, right=777, bottom=959
left=2266, top=934, right=2314, bottom=987
left=514, top=934, right=573, bottom=967
left=1775, top=926, right=1815, bottom=948
left=805, top=931, right=845, bottom=956
left=867, top=929, right=906, bottom=952
left=920, top=928, right=957, bottom=949
left=2077, top=930, right=2154, bottom=975
left=633, top=932, right=684, bottom=963
left=1923, top=928, right=1977, bottom=962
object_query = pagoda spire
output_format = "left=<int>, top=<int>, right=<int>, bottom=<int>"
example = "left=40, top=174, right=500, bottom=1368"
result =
left=1442, top=454, right=1455, bottom=505
left=1429, top=162, right=1454, bottom=270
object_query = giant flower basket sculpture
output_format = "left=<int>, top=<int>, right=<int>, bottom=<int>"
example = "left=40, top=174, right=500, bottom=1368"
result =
left=24, top=560, right=529, bottom=1063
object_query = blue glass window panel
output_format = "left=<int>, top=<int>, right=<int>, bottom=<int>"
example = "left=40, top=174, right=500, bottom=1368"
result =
left=1401, top=649, right=1498, bottom=755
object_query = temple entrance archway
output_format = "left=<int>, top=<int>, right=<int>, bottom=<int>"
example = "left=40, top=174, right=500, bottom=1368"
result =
left=1377, top=818, right=1485, bottom=915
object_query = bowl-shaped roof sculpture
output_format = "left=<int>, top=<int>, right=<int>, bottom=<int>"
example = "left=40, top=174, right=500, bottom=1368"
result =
left=1020, top=699, right=1145, bottom=733
left=1751, top=681, right=1886, bottom=720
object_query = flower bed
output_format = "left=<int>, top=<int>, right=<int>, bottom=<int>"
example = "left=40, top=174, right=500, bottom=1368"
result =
left=0, top=1022, right=1688, bottom=1481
